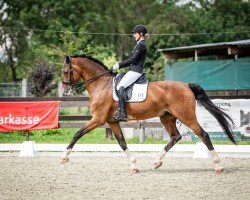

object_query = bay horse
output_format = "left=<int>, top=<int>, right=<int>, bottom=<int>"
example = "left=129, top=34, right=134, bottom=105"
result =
left=61, top=54, right=236, bottom=174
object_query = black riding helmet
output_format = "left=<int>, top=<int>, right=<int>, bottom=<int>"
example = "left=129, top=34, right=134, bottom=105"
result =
left=132, top=25, right=148, bottom=35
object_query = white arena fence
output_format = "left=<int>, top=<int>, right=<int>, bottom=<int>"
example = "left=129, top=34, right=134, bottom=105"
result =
left=0, top=142, right=250, bottom=158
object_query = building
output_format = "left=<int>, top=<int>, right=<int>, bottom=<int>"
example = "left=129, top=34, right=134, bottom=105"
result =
left=159, top=39, right=250, bottom=97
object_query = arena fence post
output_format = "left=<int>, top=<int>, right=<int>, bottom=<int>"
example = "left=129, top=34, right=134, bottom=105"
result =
left=25, top=131, right=30, bottom=141
left=21, top=78, right=27, bottom=97
left=58, top=82, right=63, bottom=97
left=139, top=121, right=146, bottom=143
left=105, top=128, right=113, bottom=141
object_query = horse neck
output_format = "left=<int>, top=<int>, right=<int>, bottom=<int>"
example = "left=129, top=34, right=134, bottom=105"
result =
left=75, top=58, right=103, bottom=80
left=75, top=58, right=113, bottom=94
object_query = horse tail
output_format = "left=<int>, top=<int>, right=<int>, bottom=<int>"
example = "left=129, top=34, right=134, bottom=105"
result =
left=188, top=83, right=236, bottom=144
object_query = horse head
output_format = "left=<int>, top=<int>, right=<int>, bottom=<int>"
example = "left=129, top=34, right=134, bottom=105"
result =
left=61, top=54, right=115, bottom=96
left=61, top=55, right=82, bottom=96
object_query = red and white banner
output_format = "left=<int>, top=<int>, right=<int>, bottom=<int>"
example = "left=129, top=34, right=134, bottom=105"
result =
left=0, top=101, right=59, bottom=132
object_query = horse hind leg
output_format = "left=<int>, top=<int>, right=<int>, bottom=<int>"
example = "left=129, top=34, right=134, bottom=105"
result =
left=188, top=121, right=223, bottom=174
left=154, top=114, right=182, bottom=169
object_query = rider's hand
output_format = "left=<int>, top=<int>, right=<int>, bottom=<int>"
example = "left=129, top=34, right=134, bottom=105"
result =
left=112, top=63, right=119, bottom=71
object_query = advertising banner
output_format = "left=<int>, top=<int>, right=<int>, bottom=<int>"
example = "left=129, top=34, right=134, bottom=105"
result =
left=177, top=99, right=250, bottom=141
left=0, top=101, right=59, bottom=132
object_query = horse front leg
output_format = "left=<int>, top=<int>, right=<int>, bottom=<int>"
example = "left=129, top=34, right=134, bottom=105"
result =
left=108, top=122, right=139, bottom=173
left=60, top=118, right=104, bottom=164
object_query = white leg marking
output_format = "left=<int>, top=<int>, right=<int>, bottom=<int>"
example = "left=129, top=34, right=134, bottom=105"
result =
left=60, top=149, right=72, bottom=164
left=156, top=149, right=167, bottom=163
left=125, top=149, right=137, bottom=171
left=154, top=149, right=167, bottom=169
left=62, top=148, right=72, bottom=158
left=210, top=150, right=223, bottom=174
left=210, top=150, right=220, bottom=163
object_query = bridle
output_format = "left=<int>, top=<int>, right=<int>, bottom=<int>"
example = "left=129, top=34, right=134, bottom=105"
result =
left=62, top=57, right=112, bottom=95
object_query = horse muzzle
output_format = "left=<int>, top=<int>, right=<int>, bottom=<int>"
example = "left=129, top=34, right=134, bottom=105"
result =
left=62, top=85, right=73, bottom=96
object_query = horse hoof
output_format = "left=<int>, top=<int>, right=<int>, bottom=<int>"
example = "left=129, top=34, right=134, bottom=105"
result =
left=154, top=161, right=163, bottom=169
left=60, top=157, right=69, bottom=164
left=215, top=167, right=224, bottom=174
left=131, top=168, right=139, bottom=174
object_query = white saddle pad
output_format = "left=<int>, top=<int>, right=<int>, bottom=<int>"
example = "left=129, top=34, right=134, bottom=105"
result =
left=113, top=79, right=148, bottom=102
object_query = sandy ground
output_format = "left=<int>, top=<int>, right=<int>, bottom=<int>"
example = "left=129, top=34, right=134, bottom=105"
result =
left=0, top=152, right=249, bottom=200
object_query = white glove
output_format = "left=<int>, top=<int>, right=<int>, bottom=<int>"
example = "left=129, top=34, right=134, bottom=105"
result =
left=112, top=63, right=119, bottom=71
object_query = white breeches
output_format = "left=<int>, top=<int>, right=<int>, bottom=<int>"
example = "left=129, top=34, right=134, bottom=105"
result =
left=117, top=71, right=142, bottom=90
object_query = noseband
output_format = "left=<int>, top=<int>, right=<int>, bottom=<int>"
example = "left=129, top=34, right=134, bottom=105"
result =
left=62, top=61, right=76, bottom=86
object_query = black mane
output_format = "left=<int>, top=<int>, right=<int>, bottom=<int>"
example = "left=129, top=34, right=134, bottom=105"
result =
left=71, top=54, right=110, bottom=71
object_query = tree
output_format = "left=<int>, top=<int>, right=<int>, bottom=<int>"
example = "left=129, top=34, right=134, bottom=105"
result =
left=28, top=61, right=55, bottom=97
left=1, top=0, right=250, bottom=83
left=0, top=0, right=30, bottom=81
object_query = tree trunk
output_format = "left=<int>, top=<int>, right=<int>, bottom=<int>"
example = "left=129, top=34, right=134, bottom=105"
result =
left=10, top=64, right=18, bottom=82
left=5, top=43, right=18, bottom=81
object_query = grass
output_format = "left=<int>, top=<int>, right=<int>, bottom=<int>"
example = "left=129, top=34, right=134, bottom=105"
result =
left=0, top=128, right=109, bottom=144
left=0, top=128, right=250, bottom=145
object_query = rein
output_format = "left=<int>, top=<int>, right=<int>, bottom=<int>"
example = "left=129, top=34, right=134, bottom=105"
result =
left=85, top=69, right=113, bottom=85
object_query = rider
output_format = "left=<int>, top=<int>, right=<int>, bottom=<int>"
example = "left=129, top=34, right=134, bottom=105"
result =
left=112, top=24, right=148, bottom=122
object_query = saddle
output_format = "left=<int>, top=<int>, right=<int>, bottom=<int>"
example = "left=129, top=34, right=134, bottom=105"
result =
left=113, top=72, right=149, bottom=102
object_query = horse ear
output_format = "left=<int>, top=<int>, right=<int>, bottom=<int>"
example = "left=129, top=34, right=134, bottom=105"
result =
left=64, top=55, right=71, bottom=64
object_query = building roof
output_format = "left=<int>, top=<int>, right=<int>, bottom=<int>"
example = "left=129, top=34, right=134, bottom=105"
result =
left=159, top=39, right=250, bottom=60
left=159, top=39, right=250, bottom=52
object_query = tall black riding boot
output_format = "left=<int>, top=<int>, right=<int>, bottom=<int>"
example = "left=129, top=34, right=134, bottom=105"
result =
left=115, top=87, right=127, bottom=122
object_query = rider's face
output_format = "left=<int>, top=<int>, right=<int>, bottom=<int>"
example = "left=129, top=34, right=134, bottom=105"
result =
left=133, top=32, right=141, bottom=41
